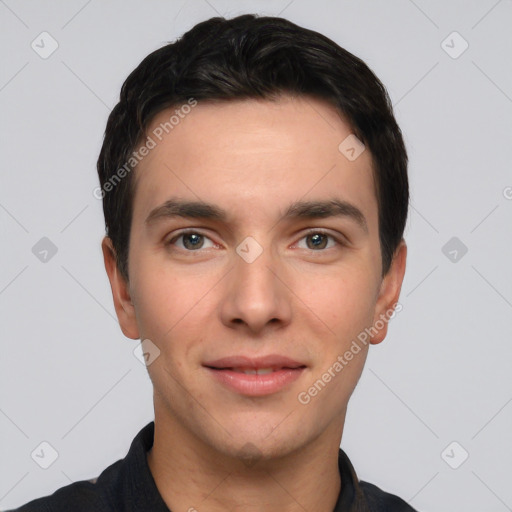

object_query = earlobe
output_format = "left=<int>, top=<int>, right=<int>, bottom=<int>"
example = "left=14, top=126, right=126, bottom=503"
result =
left=370, top=240, right=407, bottom=345
left=101, top=236, right=140, bottom=340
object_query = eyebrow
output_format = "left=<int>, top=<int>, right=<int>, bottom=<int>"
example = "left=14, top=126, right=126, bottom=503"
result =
left=145, top=198, right=368, bottom=232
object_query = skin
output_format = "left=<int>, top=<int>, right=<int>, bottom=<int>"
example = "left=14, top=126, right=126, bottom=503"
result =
left=102, top=95, right=407, bottom=512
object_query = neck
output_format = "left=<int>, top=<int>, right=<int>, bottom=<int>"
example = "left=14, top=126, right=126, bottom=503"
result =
left=147, top=409, right=344, bottom=512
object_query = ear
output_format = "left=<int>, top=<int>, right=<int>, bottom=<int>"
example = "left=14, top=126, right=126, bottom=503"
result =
left=101, top=236, right=140, bottom=340
left=370, top=240, right=407, bottom=345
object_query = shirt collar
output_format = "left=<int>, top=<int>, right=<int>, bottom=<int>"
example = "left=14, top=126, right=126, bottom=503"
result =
left=124, top=421, right=369, bottom=512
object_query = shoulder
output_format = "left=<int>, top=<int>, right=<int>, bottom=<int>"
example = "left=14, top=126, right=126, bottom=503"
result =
left=359, top=480, right=418, bottom=511
left=6, top=460, right=124, bottom=512
left=337, top=447, right=418, bottom=512
left=7, top=422, right=160, bottom=512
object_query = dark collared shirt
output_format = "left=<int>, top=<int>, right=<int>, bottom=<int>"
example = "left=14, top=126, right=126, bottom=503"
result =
left=10, top=422, right=417, bottom=511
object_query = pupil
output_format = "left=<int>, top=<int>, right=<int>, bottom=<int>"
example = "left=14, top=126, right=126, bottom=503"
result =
left=308, top=233, right=327, bottom=249
left=184, top=234, right=203, bottom=249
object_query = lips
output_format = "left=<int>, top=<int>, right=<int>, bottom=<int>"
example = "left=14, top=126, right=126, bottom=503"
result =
left=204, top=355, right=305, bottom=371
left=203, top=355, right=306, bottom=396
left=230, top=368, right=275, bottom=375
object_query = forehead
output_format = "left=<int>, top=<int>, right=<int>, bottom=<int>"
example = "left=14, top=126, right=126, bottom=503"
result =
left=131, top=95, right=378, bottom=231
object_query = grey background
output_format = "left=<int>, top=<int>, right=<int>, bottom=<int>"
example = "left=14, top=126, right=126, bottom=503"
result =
left=1, top=1, right=511, bottom=510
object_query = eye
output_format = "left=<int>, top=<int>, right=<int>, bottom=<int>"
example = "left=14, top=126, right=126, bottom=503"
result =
left=295, top=231, right=341, bottom=251
left=167, top=230, right=216, bottom=251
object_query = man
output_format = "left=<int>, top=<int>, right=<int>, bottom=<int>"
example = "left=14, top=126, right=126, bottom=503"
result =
left=12, top=13, right=415, bottom=512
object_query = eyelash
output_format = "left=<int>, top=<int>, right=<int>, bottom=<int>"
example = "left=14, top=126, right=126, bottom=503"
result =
left=166, top=229, right=346, bottom=252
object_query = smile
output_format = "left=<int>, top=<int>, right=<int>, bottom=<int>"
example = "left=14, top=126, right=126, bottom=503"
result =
left=203, top=355, right=307, bottom=396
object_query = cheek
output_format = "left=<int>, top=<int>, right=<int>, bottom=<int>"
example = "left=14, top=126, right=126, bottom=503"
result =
left=130, top=260, right=184, bottom=342
left=301, top=265, right=378, bottom=338
left=130, top=262, right=216, bottom=362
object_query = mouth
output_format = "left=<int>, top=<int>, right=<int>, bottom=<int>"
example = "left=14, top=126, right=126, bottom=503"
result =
left=219, top=367, right=295, bottom=375
left=203, top=355, right=307, bottom=396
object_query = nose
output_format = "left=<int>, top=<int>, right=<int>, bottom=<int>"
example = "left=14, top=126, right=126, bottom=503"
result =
left=219, top=241, right=292, bottom=335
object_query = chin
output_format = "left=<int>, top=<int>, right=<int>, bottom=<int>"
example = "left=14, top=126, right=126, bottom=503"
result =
left=204, top=419, right=313, bottom=464
left=223, top=439, right=300, bottom=465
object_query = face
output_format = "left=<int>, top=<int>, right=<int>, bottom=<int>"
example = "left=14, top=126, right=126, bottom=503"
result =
left=103, top=95, right=406, bottom=460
